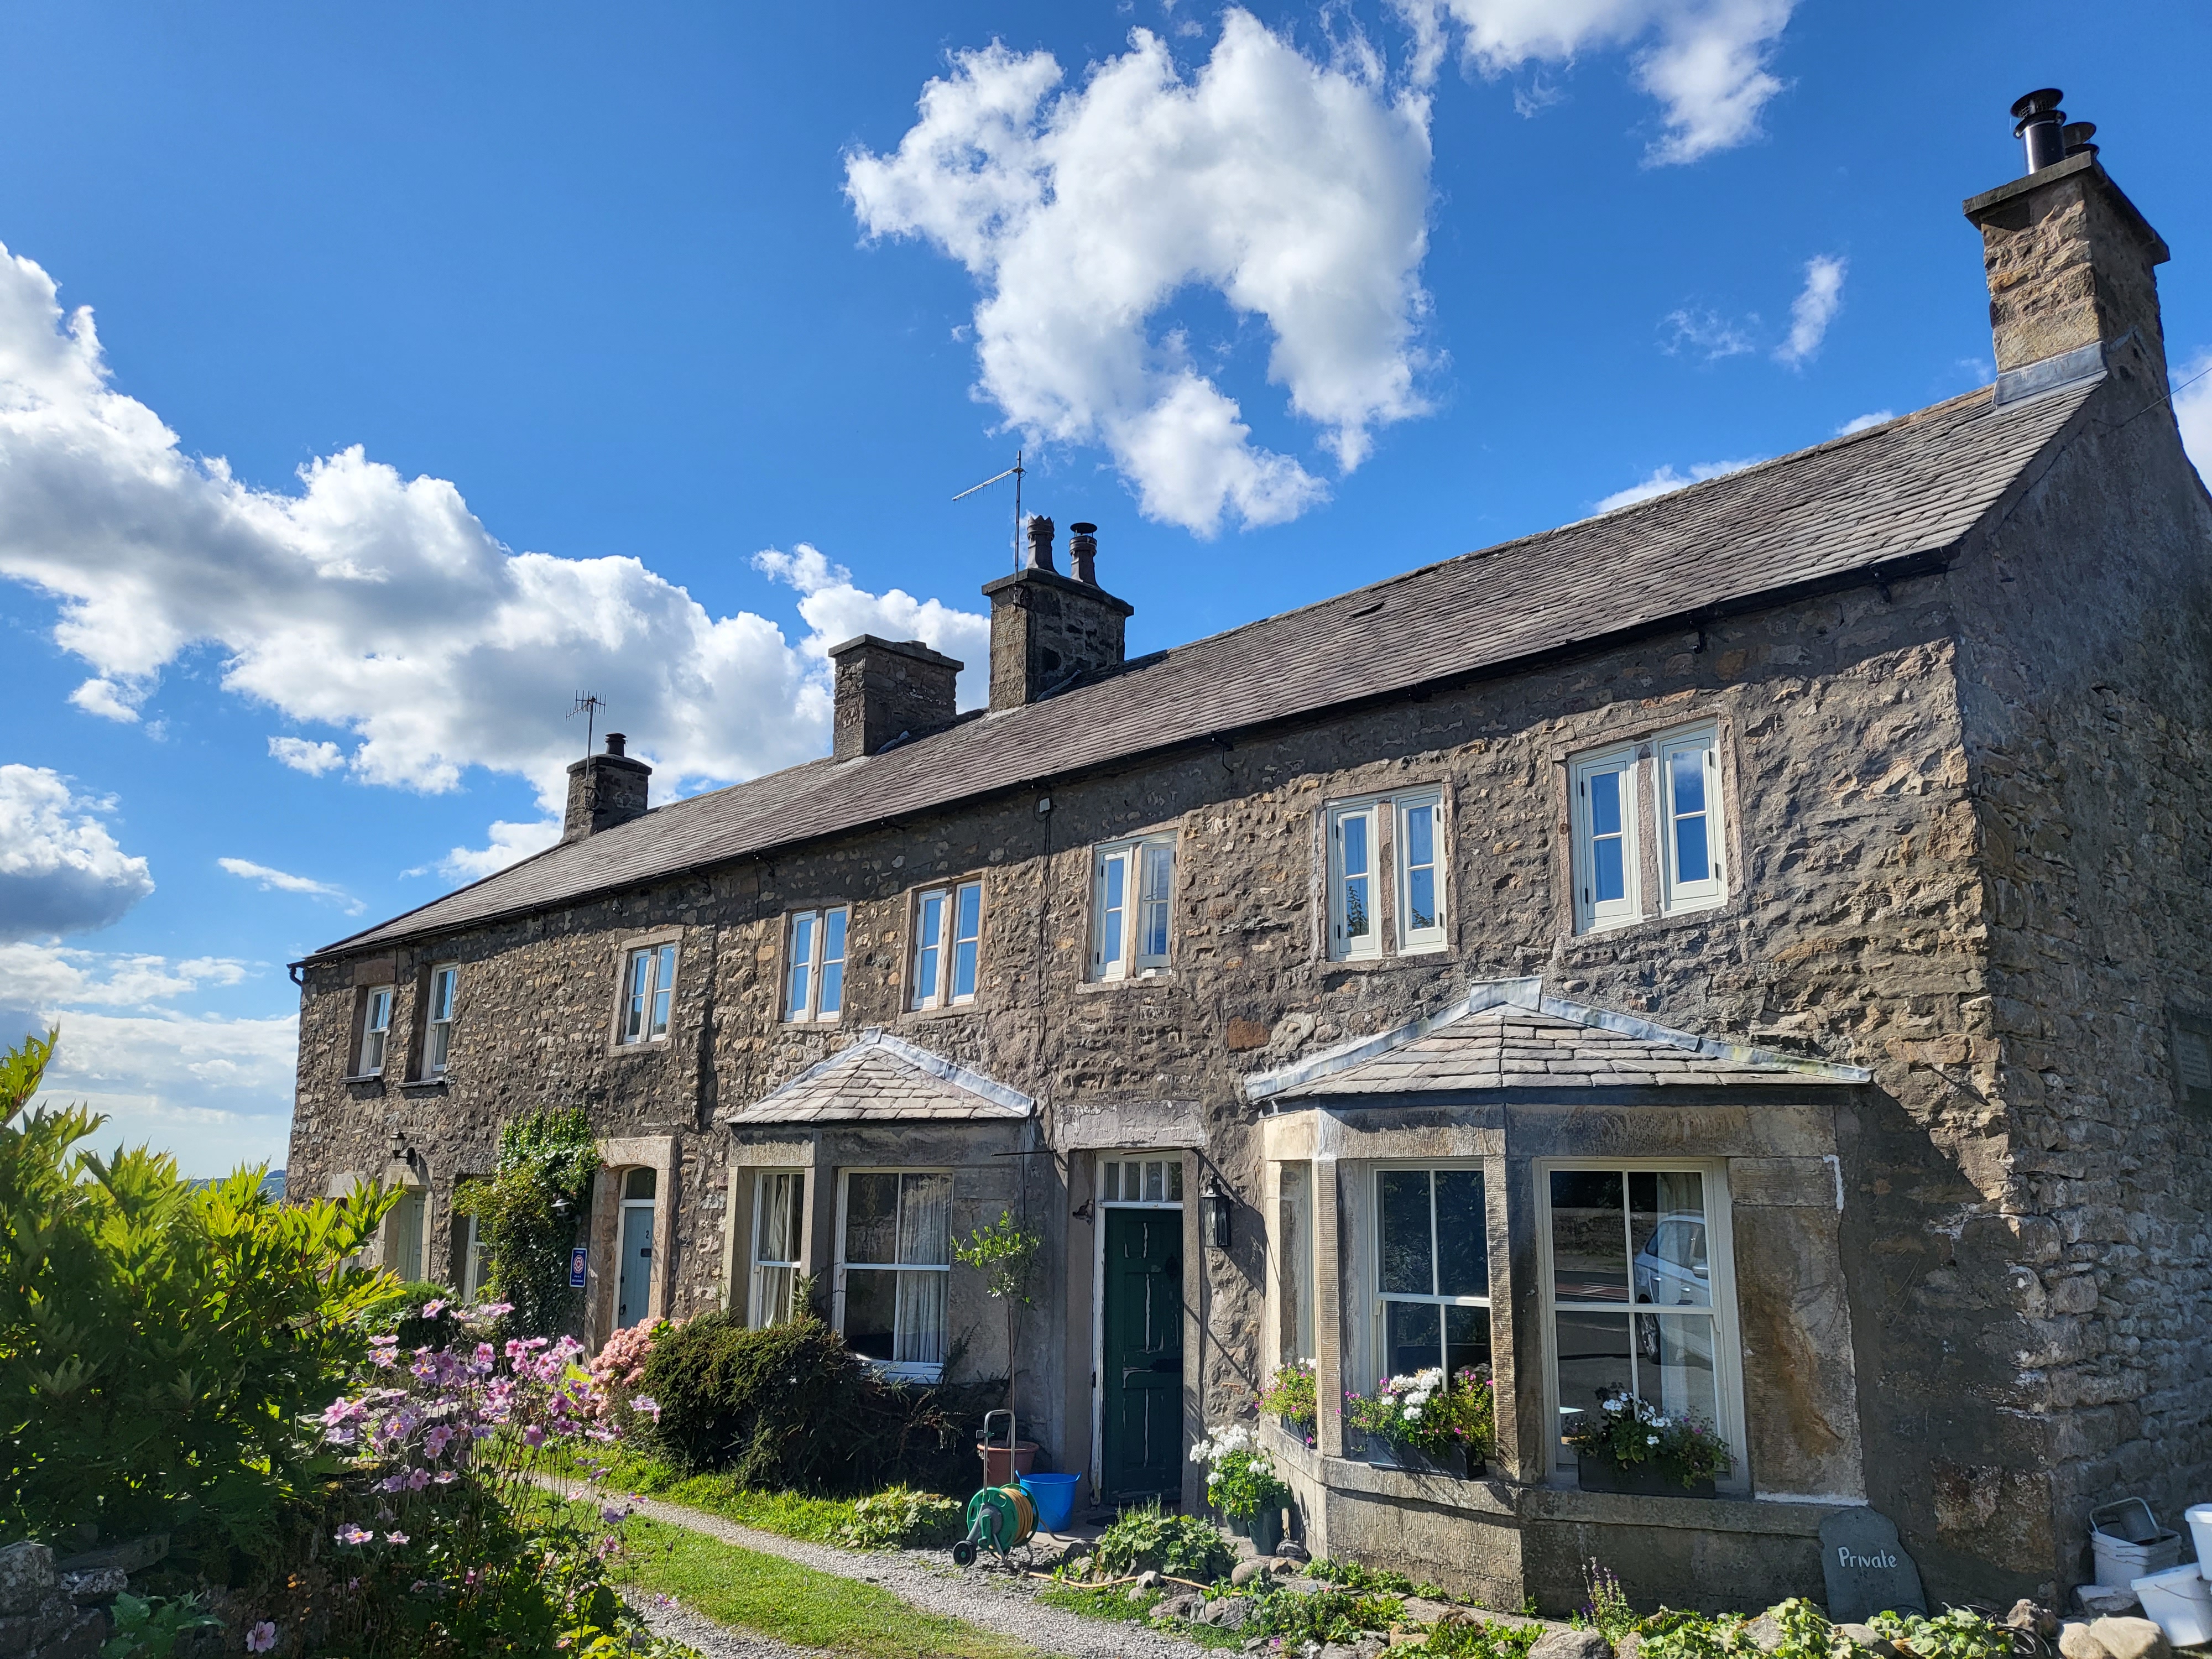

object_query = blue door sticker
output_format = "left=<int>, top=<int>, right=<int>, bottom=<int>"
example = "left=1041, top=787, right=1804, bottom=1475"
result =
left=568, top=1246, right=589, bottom=1288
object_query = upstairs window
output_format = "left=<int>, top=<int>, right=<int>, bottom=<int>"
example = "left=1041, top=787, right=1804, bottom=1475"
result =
left=911, top=881, right=982, bottom=1010
left=425, top=965, right=458, bottom=1075
left=356, top=986, right=394, bottom=1076
left=1328, top=789, right=1446, bottom=961
left=619, top=943, right=677, bottom=1045
left=1569, top=726, right=1727, bottom=933
left=785, top=907, right=848, bottom=1023
left=1091, top=834, right=1175, bottom=980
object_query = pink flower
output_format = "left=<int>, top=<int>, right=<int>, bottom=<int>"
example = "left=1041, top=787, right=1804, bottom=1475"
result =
left=602, top=1505, right=627, bottom=1525
left=406, top=1469, right=432, bottom=1491
left=434, top=1470, right=458, bottom=1485
left=631, top=1395, right=661, bottom=1422
left=336, top=1525, right=373, bottom=1546
left=523, top=1425, right=546, bottom=1448
left=424, top=1425, right=453, bottom=1457
left=386, top=1531, right=410, bottom=1545
left=246, top=1621, right=278, bottom=1652
left=421, top=1298, right=446, bottom=1317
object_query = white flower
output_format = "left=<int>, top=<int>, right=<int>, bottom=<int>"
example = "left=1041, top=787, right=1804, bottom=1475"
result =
left=1647, top=1434, right=1660, bottom=1445
left=1404, top=1406, right=1422, bottom=1420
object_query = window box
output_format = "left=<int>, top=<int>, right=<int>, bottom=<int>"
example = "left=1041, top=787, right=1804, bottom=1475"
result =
left=1364, top=1434, right=1477, bottom=1479
left=1574, top=1452, right=1715, bottom=1499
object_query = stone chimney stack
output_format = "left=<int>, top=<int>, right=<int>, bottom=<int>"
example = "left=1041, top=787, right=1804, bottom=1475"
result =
left=1963, top=89, right=2171, bottom=406
left=983, top=518, right=1134, bottom=712
left=562, top=733, right=651, bottom=843
left=828, top=635, right=963, bottom=760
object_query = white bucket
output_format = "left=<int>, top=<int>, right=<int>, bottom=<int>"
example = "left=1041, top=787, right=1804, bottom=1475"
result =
left=2186, top=1504, right=2212, bottom=1569
left=2093, top=1500, right=2184, bottom=1588
left=2133, top=1564, right=2212, bottom=1648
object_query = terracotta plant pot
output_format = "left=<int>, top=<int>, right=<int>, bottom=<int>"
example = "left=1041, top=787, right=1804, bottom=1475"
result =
left=1575, top=1452, right=1715, bottom=1498
left=979, top=1440, right=1039, bottom=1484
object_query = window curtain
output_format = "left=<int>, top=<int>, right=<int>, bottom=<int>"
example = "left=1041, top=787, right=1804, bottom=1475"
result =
left=893, top=1173, right=952, bottom=1366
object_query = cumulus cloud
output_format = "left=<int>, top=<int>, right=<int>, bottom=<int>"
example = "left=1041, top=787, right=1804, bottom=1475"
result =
left=1775, top=254, right=1846, bottom=366
left=1593, top=455, right=1764, bottom=513
left=1404, top=0, right=1797, bottom=163
left=217, top=857, right=364, bottom=914
left=845, top=12, right=1434, bottom=535
left=269, top=736, right=346, bottom=775
left=0, top=241, right=990, bottom=838
left=70, top=677, right=145, bottom=723
left=754, top=544, right=995, bottom=702
left=2176, top=352, right=2212, bottom=480
left=0, top=764, right=155, bottom=942
left=1835, top=409, right=1895, bottom=436
left=434, top=818, right=562, bottom=882
left=0, top=942, right=293, bottom=1176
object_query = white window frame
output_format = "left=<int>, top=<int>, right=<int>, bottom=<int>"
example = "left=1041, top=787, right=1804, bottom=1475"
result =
left=459, top=1206, right=488, bottom=1301
left=834, top=1167, right=953, bottom=1380
left=1570, top=745, right=1642, bottom=933
left=1090, top=834, right=1176, bottom=982
left=1654, top=727, right=1726, bottom=915
left=357, top=986, right=394, bottom=1076
left=784, top=907, right=848, bottom=1024
left=1327, top=801, right=1383, bottom=961
left=910, top=881, right=982, bottom=1010
left=425, top=964, right=459, bottom=1076
left=1533, top=1158, right=1746, bottom=1496
left=749, top=1168, right=807, bottom=1329
left=1371, top=1163, right=1491, bottom=1381
left=619, top=943, right=678, bottom=1045
left=1277, top=1161, right=1317, bottom=1368
left=1097, top=1155, right=1186, bottom=1207
left=1393, top=792, right=1446, bottom=954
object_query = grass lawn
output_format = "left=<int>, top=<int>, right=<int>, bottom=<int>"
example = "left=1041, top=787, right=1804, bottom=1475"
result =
left=556, top=1441, right=878, bottom=1543
left=619, top=1514, right=1036, bottom=1659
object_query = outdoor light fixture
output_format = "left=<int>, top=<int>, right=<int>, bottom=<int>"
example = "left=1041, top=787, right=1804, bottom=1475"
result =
left=1201, top=1175, right=1232, bottom=1250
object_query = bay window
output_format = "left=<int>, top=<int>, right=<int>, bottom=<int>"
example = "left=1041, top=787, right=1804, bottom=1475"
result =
left=1375, top=1166, right=1490, bottom=1379
left=750, top=1170, right=806, bottom=1328
left=839, top=1170, right=951, bottom=1375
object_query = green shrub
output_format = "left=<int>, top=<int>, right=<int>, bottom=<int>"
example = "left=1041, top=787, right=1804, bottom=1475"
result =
left=638, top=1311, right=985, bottom=1494
left=1258, top=1360, right=1317, bottom=1441
left=454, top=1107, right=598, bottom=1337
left=1245, top=1582, right=1405, bottom=1646
left=1307, top=1556, right=1446, bottom=1599
left=1090, top=1502, right=1236, bottom=1582
left=838, top=1486, right=966, bottom=1549
left=1869, top=1608, right=2010, bottom=1659
left=0, top=1028, right=396, bottom=1563
left=357, top=1279, right=466, bottom=1349
left=1426, top=1616, right=1546, bottom=1659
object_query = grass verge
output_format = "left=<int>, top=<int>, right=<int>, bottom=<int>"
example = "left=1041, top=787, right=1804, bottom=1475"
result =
left=1033, top=1584, right=1246, bottom=1651
left=619, top=1513, right=1034, bottom=1659
left=555, top=1442, right=873, bottom=1543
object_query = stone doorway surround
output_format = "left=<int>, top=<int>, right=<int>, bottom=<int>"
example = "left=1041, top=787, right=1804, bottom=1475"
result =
left=587, top=1133, right=678, bottom=1349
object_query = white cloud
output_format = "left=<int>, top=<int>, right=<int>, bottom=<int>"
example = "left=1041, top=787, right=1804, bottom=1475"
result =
left=217, top=857, right=364, bottom=914
left=70, top=677, right=144, bottom=723
left=2176, top=352, right=2212, bottom=481
left=269, top=735, right=346, bottom=775
left=0, top=241, right=990, bottom=840
left=1404, top=0, right=1797, bottom=164
left=1593, top=455, right=1764, bottom=513
left=0, top=942, right=291, bottom=1177
left=1662, top=306, right=1756, bottom=360
left=0, top=764, right=155, bottom=942
left=754, top=544, right=995, bottom=705
left=436, top=817, right=562, bottom=882
left=845, top=12, right=1434, bottom=536
left=1835, top=409, right=1894, bottom=436
left=1775, top=254, right=1846, bottom=367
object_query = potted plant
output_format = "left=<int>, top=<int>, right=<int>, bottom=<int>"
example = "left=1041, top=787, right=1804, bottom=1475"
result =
left=1258, top=1359, right=1317, bottom=1447
left=1565, top=1391, right=1729, bottom=1496
left=1189, top=1422, right=1292, bottom=1556
left=1345, top=1364, right=1494, bottom=1476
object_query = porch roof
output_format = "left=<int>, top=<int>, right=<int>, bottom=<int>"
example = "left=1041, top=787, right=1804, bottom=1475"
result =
left=1242, top=978, right=1872, bottom=1105
left=720, top=1028, right=1035, bottom=1125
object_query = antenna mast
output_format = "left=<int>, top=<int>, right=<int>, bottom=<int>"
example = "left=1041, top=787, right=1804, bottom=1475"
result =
left=569, top=692, right=606, bottom=755
left=952, top=449, right=1026, bottom=571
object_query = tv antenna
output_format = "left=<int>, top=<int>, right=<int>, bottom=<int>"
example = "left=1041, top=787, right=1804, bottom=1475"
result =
left=952, top=448, right=1026, bottom=571
left=569, top=692, right=606, bottom=754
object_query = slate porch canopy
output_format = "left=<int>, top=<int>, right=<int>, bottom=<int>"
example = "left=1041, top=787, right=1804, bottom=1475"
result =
left=719, top=1029, right=1036, bottom=1126
left=1240, top=977, right=1872, bottom=1106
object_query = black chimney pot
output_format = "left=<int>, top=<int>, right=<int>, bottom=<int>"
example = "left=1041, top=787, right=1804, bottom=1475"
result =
left=2062, top=120, right=2099, bottom=160
left=1068, top=521, right=1098, bottom=586
left=605, top=732, right=627, bottom=757
left=2011, top=88, right=2067, bottom=174
left=1024, top=514, right=1056, bottom=573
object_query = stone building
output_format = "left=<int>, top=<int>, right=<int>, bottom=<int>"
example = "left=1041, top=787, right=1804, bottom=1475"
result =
left=286, top=103, right=2212, bottom=1613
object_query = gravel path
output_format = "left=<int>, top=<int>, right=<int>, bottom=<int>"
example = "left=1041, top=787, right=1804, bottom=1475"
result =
left=543, top=1477, right=1213, bottom=1659
left=636, top=1593, right=821, bottom=1658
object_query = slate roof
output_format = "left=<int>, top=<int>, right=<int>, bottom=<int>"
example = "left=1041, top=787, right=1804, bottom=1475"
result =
left=719, top=1029, right=1035, bottom=1126
left=314, top=376, right=2100, bottom=959
left=1244, top=978, right=1872, bottom=1103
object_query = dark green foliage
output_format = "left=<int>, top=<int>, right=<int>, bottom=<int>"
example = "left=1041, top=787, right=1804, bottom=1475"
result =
left=454, top=1108, right=598, bottom=1337
left=1308, top=1556, right=1447, bottom=1599
left=1245, top=1583, right=1407, bottom=1646
left=358, top=1279, right=466, bottom=1349
left=1426, top=1616, right=1546, bottom=1659
left=1090, top=1502, right=1238, bottom=1582
left=0, top=1027, right=395, bottom=1563
left=638, top=1311, right=988, bottom=1495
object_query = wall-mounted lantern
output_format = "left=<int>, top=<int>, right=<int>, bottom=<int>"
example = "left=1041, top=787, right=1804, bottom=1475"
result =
left=1201, top=1175, right=1232, bottom=1250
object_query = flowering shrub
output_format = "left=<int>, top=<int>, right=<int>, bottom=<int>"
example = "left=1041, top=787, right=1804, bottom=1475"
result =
left=591, top=1316, right=676, bottom=1436
left=293, top=1299, right=670, bottom=1657
left=1188, top=1423, right=1291, bottom=1521
left=1258, top=1360, right=1317, bottom=1443
left=837, top=1485, right=966, bottom=1550
left=1564, top=1391, right=1729, bottom=1488
left=1345, top=1364, right=1495, bottom=1462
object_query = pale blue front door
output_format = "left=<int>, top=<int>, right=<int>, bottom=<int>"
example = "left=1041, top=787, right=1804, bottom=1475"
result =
left=617, top=1201, right=654, bottom=1328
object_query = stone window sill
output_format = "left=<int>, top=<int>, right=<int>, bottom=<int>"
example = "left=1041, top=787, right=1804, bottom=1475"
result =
left=1076, top=971, right=1178, bottom=994
left=399, top=1076, right=448, bottom=1092
left=608, top=1039, right=673, bottom=1060
left=340, top=1073, right=386, bottom=1086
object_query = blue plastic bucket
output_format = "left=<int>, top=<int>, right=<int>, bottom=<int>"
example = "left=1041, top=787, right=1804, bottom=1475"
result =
left=1020, top=1472, right=1081, bottom=1532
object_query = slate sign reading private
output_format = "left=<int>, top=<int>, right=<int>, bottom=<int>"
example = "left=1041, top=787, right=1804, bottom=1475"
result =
left=568, top=1246, right=589, bottom=1288
left=1820, top=1509, right=1926, bottom=1623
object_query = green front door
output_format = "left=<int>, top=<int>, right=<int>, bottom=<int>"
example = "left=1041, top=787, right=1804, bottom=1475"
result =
left=1102, top=1206, right=1184, bottom=1500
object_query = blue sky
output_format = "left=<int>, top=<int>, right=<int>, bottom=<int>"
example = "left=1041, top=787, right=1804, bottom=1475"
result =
left=2, top=0, right=2206, bottom=1175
